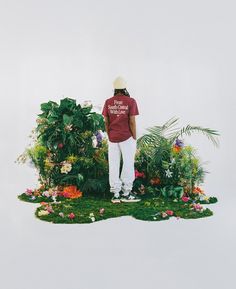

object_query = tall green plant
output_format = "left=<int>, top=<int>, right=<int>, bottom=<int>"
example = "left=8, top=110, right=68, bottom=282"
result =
left=25, top=98, right=109, bottom=194
left=135, top=117, right=219, bottom=194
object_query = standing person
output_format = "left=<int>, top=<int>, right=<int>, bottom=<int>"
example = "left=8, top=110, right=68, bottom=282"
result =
left=102, top=76, right=141, bottom=203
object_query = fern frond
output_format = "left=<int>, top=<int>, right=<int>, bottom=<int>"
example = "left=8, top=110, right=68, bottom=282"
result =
left=170, top=125, right=220, bottom=146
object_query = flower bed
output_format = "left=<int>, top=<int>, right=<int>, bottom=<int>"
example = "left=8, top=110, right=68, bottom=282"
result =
left=17, top=98, right=219, bottom=224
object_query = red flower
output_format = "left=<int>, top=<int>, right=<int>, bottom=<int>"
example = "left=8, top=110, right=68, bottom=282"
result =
left=166, top=210, right=174, bottom=216
left=68, top=212, right=75, bottom=219
left=58, top=143, right=64, bottom=149
left=135, top=169, right=145, bottom=178
left=182, top=196, right=190, bottom=202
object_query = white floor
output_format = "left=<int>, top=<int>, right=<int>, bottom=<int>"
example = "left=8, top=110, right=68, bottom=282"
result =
left=1, top=179, right=235, bottom=289
left=1, top=1, right=236, bottom=287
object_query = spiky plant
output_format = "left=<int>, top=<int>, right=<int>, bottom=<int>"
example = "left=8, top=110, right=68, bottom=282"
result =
left=137, top=117, right=219, bottom=148
left=135, top=117, right=219, bottom=194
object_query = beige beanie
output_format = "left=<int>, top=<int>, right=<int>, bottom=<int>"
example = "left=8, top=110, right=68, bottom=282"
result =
left=113, top=76, right=127, bottom=89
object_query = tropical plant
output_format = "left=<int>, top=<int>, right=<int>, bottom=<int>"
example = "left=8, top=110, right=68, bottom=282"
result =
left=135, top=117, right=219, bottom=195
left=22, top=98, right=109, bottom=195
left=137, top=117, right=219, bottom=148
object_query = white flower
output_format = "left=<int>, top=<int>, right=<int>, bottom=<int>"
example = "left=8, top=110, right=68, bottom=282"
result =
left=38, top=210, right=50, bottom=216
left=59, top=212, right=64, bottom=218
left=93, top=104, right=102, bottom=112
left=162, top=212, right=168, bottom=218
left=89, top=213, right=95, bottom=222
left=61, top=162, right=72, bottom=174
left=42, top=191, right=50, bottom=197
left=65, top=124, right=73, bottom=131
left=81, top=100, right=92, bottom=108
left=92, top=136, right=98, bottom=148
left=165, top=169, right=173, bottom=178
left=27, top=159, right=36, bottom=168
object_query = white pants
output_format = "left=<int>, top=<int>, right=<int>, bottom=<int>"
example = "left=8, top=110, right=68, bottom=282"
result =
left=108, top=136, right=137, bottom=196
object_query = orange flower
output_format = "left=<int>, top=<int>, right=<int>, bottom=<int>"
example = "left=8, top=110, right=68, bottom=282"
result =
left=34, top=190, right=41, bottom=196
left=150, top=177, right=161, bottom=185
left=40, top=202, right=48, bottom=206
left=193, top=186, right=205, bottom=194
left=172, top=145, right=181, bottom=153
left=63, top=185, right=83, bottom=199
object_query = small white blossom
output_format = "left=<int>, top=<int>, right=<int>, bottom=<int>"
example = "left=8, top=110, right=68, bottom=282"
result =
left=165, top=169, right=173, bottom=178
left=42, top=191, right=50, bottom=197
left=81, top=100, right=92, bottom=108
left=91, top=136, right=98, bottom=148
left=61, top=162, right=72, bottom=174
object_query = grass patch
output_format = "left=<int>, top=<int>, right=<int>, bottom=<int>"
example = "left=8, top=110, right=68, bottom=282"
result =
left=17, top=193, right=218, bottom=224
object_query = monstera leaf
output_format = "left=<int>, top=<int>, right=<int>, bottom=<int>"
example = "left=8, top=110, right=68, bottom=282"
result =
left=160, top=185, right=184, bottom=198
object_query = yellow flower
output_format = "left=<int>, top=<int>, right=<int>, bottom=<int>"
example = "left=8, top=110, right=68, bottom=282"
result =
left=44, top=158, right=54, bottom=169
left=66, top=155, right=78, bottom=164
left=38, top=210, right=49, bottom=216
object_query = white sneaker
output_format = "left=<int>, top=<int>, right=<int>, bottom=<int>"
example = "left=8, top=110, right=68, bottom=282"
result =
left=120, top=193, right=141, bottom=203
left=111, top=195, right=121, bottom=203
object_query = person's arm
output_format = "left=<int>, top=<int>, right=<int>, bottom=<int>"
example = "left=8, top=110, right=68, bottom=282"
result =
left=104, top=116, right=110, bottom=137
left=129, top=115, right=137, bottom=140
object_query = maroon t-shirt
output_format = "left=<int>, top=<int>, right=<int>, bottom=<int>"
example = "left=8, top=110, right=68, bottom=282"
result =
left=102, top=94, right=139, bottom=142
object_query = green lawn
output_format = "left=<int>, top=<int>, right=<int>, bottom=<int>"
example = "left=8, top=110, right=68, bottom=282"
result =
left=18, top=193, right=218, bottom=224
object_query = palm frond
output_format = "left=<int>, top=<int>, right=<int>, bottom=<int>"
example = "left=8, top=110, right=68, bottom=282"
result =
left=138, top=117, right=180, bottom=147
left=137, top=117, right=220, bottom=148
left=170, top=125, right=220, bottom=147
left=146, top=117, right=179, bottom=137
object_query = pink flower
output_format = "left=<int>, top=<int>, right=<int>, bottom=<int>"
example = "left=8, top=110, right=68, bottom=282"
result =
left=51, top=191, right=58, bottom=197
left=63, top=192, right=70, bottom=198
left=192, top=203, right=203, bottom=212
left=182, top=196, right=190, bottom=202
left=166, top=210, right=174, bottom=216
left=46, top=206, right=54, bottom=213
left=25, top=189, right=33, bottom=196
left=162, top=212, right=168, bottom=218
left=68, top=212, right=75, bottom=219
left=99, top=208, right=105, bottom=215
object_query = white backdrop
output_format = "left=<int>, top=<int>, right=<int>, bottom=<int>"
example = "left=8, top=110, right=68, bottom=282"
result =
left=0, top=1, right=235, bottom=289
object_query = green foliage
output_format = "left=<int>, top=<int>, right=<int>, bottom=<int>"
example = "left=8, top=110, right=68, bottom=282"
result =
left=25, top=98, right=109, bottom=195
left=135, top=117, right=219, bottom=195
left=137, top=117, right=219, bottom=147
left=18, top=102, right=219, bottom=201
left=160, top=186, right=184, bottom=198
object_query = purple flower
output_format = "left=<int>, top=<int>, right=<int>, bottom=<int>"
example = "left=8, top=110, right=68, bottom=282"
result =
left=95, top=131, right=103, bottom=143
left=175, top=138, right=184, bottom=147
